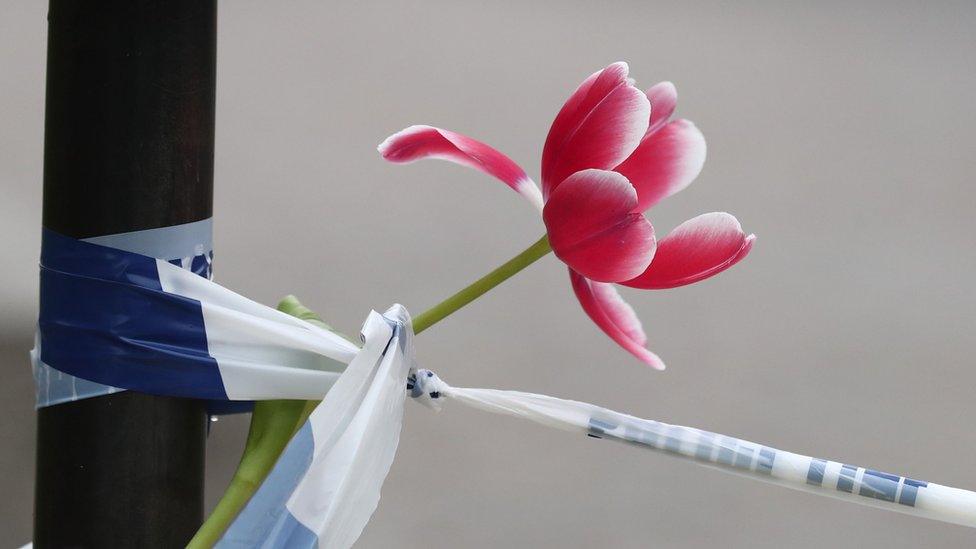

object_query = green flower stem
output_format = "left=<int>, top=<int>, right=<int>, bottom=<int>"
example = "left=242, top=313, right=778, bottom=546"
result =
left=411, top=234, right=552, bottom=334
left=190, top=234, right=552, bottom=546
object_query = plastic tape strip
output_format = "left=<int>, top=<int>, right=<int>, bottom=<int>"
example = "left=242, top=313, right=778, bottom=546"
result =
left=33, top=219, right=213, bottom=407
left=222, top=360, right=976, bottom=549
left=34, top=227, right=358, bottom=404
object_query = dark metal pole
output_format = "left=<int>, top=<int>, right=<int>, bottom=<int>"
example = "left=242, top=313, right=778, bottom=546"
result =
left=35, top=1, right=216, bottom=546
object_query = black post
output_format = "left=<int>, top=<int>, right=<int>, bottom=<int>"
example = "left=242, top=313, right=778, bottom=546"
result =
left=35, top=1, right=216, bottom=547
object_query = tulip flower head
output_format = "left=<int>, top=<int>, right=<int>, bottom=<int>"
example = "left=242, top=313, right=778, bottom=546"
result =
left=379, top=62, right=754, bottom=369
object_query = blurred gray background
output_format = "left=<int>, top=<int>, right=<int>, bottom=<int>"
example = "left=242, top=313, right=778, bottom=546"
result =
left=3, top=1, right=975, bottom=547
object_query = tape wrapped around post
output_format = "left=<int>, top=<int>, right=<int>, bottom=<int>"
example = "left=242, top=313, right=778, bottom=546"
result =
left=31, top=230, right=976, bottom=549
left=34, top=228, right=357, bottom=404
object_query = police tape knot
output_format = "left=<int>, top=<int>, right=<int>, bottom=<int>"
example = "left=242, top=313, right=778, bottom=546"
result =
left=407, top=369, right=448, bottom=411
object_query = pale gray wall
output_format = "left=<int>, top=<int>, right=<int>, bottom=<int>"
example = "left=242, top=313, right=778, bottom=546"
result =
left=3, top=1, right=976, bottom=547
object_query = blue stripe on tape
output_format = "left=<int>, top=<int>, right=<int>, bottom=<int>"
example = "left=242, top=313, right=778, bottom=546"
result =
left=717, top=436, right=737, bottom=466
left=639, top=421, right=661, bottom=447
left=837, top=464, right=857, bottom=493
left=807, top=458, right=827, bottom=486
left=664, top=426, right=684, bottom=453
left=859, top=469, right=898, bottom=502
left=587, top=417, right=617, bottom=439
left=695, top=431, right=716, bottom=461
left=899, top=478, right=928, bottom=507
left=733, top=444, right=755, bottom=470
left=38, top=228, right=227, bottom=400
left=757, top=447, right=775, bottom=475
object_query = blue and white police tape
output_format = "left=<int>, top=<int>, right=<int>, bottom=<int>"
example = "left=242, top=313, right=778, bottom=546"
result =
left=407, top=371, right=976, bottom=530
left=218, top=305, right=415, bottom=548
left=219, top=337, right=976, bottom=548
left=31, top=229, right=976, bottom=548
left=34, top=227, right=357, bottom=405
left=34, top=218, right=215, bottom=407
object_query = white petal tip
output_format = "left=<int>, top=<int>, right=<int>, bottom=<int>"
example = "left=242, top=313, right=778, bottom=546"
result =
left=637, top=348, right=667, bottom=370
left=610, top=61, right=630, bottom=72
left=647, top=357, right=667, bottom=371
left=650, top=81, right=677, bottom=94
left=377, top=125, right=434, bottom=157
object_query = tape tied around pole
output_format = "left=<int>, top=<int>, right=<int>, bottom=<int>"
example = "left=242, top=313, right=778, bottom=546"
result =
left=31, top=228, right=976, bottom=549
left=33, top=219, right=215, bottom=407
left=34, top=226, right=357, bottom=406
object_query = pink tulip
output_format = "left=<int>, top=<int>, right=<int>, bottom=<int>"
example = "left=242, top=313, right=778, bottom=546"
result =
left=379, top=62, right=754, bottom=369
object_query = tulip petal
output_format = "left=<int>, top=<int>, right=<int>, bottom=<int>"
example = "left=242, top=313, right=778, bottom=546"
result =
left=541, top=63, right=650, bottom=197
left=570, top=270, right=666, bottom=369
left=378, top=125, right=543, bottom=211
left=622, top=212, right=755, bottom=290
left=543, top=169, right=656, bottom=282
left=542, top=63, right=628, bottom=178
left=645, top=81, right=677, bottom=136
left=614, top=119, right=706, bottom=212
